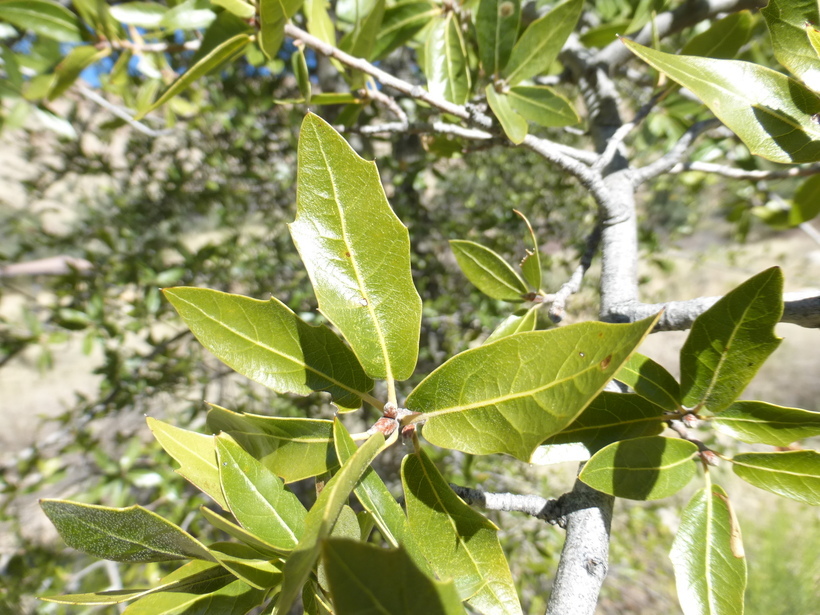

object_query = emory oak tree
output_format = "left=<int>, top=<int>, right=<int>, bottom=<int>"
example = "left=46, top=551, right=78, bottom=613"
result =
left=4, top=0, right=820, bottom=613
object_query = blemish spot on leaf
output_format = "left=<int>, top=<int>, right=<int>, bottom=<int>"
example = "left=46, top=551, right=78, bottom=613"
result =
left=579, top=351, right=585, bottom=357
left=344, top=251, right=351, bottom=257
left=600, top=355, right=612, bottom=370
left=499, top=1, right=515, bottom=17
left=357, top=297, right=368, bottom=307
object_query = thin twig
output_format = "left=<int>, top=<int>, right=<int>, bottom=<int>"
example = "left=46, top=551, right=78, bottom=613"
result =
left=549, top=224, right=602, bottom=323
left=363, top=86, right=408, bottom=126
left=449, top=483, right=565, bottom=524
left=669, top=160, right=820, bottom=180
left=631, top=119, right=720, bottom=185
left=74, top=83, right=169, bottom=137
left=593, top=95, right=659, bottom=173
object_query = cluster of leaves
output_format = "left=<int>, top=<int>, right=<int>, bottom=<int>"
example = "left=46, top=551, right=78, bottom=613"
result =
left=39, top=116, right=820, bottom=614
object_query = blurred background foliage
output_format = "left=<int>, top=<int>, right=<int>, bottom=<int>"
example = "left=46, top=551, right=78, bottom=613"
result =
left=1, top=0, right=819, bottom=613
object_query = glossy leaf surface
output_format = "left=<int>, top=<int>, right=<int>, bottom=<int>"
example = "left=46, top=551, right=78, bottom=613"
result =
left=477, top=0, right=520, bottom=76
left=507, top=86, right=580, bottom=127
left=731, top=451, right=820, bottom=505
left=712, top=401, right=820, bottom=446
left=486, top=85, right=528, bottom=144
left=670, top=484, right=746, bottom=615
left=274, top=426, right=385, bottom=614
left=0, top=0, right=82, bottom=42
left=200, top=507, right=284, bottom=558
left=291, top=114, right=422, bottom=381
left=165, top=287, right=373, bottom=412
left=485, top=307, right=538, bottom=343
left=108, top=2, right=168, bottom=28
left=207, top=405, right=337, bottom=483
left=373, top=0, right=438, bottom=60
left=121, top=560, right=266, bottom=615
left=402, top=449, right=522, bottom=614
left=450, top=239, right=528, bottom=301
left=216, top=434, right=307, bottom=551
left=762, top=0, right=820, bottom=91
left=40, top=500, right=215, bottom=562
left=579, top=436, right=698, bottom=500
left=147, top=417, right=226, bottom=509
left=425, top=13, right=471, bottom=104
left=407, top=316, right=658, bottom=461
left=540, top=392, right=666, bottom=454
left=503, top=0, right=583, bottom=85
left=260, top=0, right=304, bottom=59
left=680, top=267, right=783, bottom=413
left=322, top=540, right=466, bottom=615
left=159, top=0, right=215, bottom=30
left=212, top=0, right=255, bottom=19
left=623, top=40, right=820, bottom=163
left=137, top=34, right=250, bottom=118
left=615, top=352, right=681, bottom=412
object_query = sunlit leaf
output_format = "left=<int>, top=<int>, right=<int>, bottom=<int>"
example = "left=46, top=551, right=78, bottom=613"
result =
left=540, top=392, right=667, bottom=453
left=260, top=0, right=304, bottom=59
left=322, top=539, right=466, bottom=615
left=0, top=0, right=82, bottom=42
left=762, top=0, right=820, bottom=91
left=108, top=2, right=168, bottom=28
left=712, top=401, right=820, bottom=446
left=615, top=352, right=681, bottom=412
left=679, top=11, right=753, bottom=59
left=485, top=307, right=538, bottom=343
left=207, top=405, right=337, bottom=483
left=200, top=507, right=285, bottom=558
left=622, top=40, right=820, bottom=163
left=406, top=316, right=659, bottom=461
left=730, top=450, right=820, bottom=505
left=373, top=0, right=438, bottom=60
left=477, top=0, right=520, bottom=76
left=216, top=434, right=307, bottom=551
left=274, top=425, right=385, bottom=614
left=339, top=0, right=385, bottom=60
left=486, top=85, right=528, bottom=144
left=402, top=449, right=522, bottom=614
left=450, top=239, right=529, bottom=301
left=670, top=484, right=746, bottom=615
left=40, top=500, right=215, bottom=562
left=507, top=86, right=580, bottom=127
left=293, top=46, right=312, bottom=104
left=159, top=0, right=216, bottom=30
left=680, top=267, right=783, bottom=413
left=208, top=542, right=284, bottom=589
left=165, top=288, right=373, bottom=412
left=579, top=436, right=698, bottom=500
left=147, top=417, right=226, bottom=509
left=425, top=13, right=472, bottom=104
left=291, top=114, right=422, bottom=381
left=503, top=0, right=583, bottom=85
left=212, top=0, right=255, bottom=19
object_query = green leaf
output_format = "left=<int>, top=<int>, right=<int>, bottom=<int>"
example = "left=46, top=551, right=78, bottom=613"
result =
left=305, top=0, right=336, bottom=47
left=212, top=0, right=256, bottom=19
left=402, top=449, right=522, bottom=614
left=477, top=0, right=520, bottom=77
left=730, top=450, right=820, bottom=505
left=579, top=436, right=698, bottom=500
left=614, top=352, right=681, bottom=412
left=191, top=9, right=253, bottom=65
left=137, top=34, right=250, bottom=118
left=450, top=239, right=529, bottom=301
left=274, top=425, right=385, bottom=615
left=373, top=0, right=438, bottom=60
left=0, top=0, right=82, bottom=41
left=503, top=0, right=583, bottom=85
left=580, top=20, right=628, bottom=48
left=165, top=288, right=374, bottom=412
left=712, top=401, right=820, bottom=446
left=208, top=542, right=284, bottom=589
left=540, top=392, right=667, bottom=454
left=216, top=434, right=307, bottom=551
left=259, top=0, right=304, bottom=59
left=670, top=484, right=747, bottom=615
left=485, top=307, right=538, bottom=343
left=200, top=506, right=285, bottom=558
left=159, top=0, right=215, bottom=30
left=506, top=85, right=580, bottom=127
left=147, top=417, right=226, bottom=509
left=293, top=45, right=312, bottom=104
left=622, top=39, right=820, bottom=164
left=290, top=114, right=422, bottom=382
left=207, top=405, right=337, bottom=483
left=108, top=1, right=167, bottom=28
left=788, top=174, right=820, bottom=225
left=762, top=0, right=820, bottom=91
left=39, top=500, right=216, bottom=563
left=339, top=0, right=385, bottom=60
left=680, top=267, right=783, bottom=413
left=485, top=84, right=528, bottom=144
left=121, top=560, right=267, bottom=615
left=425, top=13, right=472, bottom=105
left=406, top=316, right=659, bottom=461
left=322, top=540, right=466, bottom=615
left=808, top=22, right=820, bottom=59
left=333, top=419, right=431, bottom=574
left=50, top=45, right=111, bottom=100
left=680, top=11, right=753, bottom=60
left=514, top=209, right=541, bottom=290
